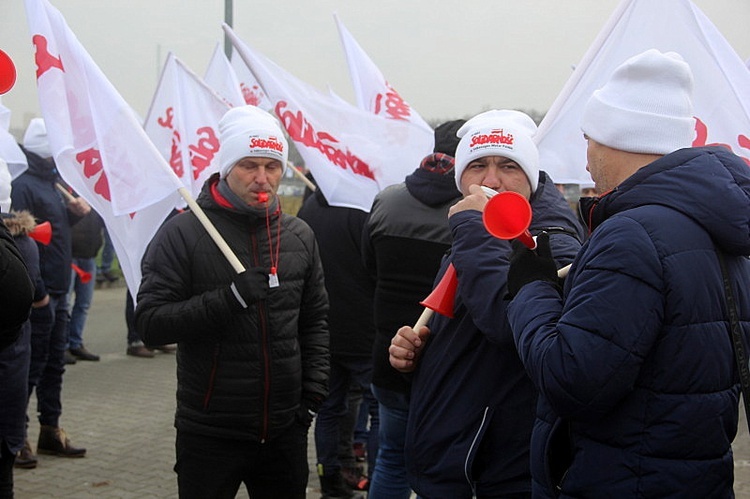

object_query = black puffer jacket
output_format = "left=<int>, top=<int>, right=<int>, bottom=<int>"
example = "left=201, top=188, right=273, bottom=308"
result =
left=136, top=174, right=329, bottom=442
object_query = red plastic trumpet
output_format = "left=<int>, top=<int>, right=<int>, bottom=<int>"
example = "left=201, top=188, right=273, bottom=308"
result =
left=28, top=221, right=52, bottom=246
left=482, top=191, right=535, bottom=249
left=0, top=49, right=16, bottom=95
left=413, top=189, right=537, bottom=330
left=72, top=263, right=92, bottom=284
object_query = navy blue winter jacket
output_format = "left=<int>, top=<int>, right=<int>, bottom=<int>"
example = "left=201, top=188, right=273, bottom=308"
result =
left=509, top=146, right=750, bottom=498
left=405, top=172, right=583, bottom=498
left=11, top=148, right=79, bottom=294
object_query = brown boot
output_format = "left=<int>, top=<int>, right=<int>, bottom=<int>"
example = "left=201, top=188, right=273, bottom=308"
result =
left=14, top=440, right=37, bottom=469
left=37, top=426, right=86, bottom=458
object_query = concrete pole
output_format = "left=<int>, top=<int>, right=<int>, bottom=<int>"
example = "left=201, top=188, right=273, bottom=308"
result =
left=224, top=0, right=233, bottom=58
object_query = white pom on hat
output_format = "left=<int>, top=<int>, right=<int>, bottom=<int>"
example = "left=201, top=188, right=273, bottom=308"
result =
left=23, top=118, right=52, bottom=159
left=581, top=49, right=695, bottom=155
left=218, top=105, right=288, bottom=178
left=454, top=110, right=540, bottom=193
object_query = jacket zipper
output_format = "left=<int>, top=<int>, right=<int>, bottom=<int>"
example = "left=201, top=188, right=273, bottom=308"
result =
left=203, top=344, right=220, bottom=409
left=251, top=232, right=271, bottom=443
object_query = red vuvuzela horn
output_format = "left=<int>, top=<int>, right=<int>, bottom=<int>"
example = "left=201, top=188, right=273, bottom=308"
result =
left=482, top=191, right=535, bottom=249
left=413, top=263, right=458, bottom=330
left=72, top=263, right=92, bottom=284
left=28, top=221, right=52, bottom=246
left=484, top=191, right=574, bottom=278
left=0, top=49, right=16, bottom=95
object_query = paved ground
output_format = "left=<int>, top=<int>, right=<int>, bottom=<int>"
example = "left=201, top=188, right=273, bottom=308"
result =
left=12, top=283, right=750, bottom=498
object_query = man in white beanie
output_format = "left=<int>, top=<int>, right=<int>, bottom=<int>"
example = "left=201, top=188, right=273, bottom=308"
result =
left=135, top=105, right=329, bottom=498
left=11, top=118, right=90, bottom=468
left=389, top=109, right=583, bottom=497
left=506, top=49, right=750, bottom=498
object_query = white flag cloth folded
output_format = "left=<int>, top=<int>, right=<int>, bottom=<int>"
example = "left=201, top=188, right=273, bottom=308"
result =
left=25, top=0, right=180, bottom=298
left=204, top=42, right=246, bottom=108
left=0, top=98, right=28, bottom=179
left=230, top=48, right=273, bottom=111
left=224, top=24, right=429, bottom=212
left=537, top=0, right=750, bottom=185
left=144, top=52, right=230, bottom=200
left=334, top=13, right=433, bottom=137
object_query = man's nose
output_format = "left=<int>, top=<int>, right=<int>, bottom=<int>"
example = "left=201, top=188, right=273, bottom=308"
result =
left=255, top=166, right=269, bottom=183
left=484, top=166, right=502, bottom=189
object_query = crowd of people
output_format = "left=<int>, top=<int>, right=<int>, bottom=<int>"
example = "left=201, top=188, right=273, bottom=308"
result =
left=1, top=48, right=750, bottom=499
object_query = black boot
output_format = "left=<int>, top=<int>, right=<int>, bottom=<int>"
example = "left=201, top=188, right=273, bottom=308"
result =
left=319, top=471, right=355, bottom=499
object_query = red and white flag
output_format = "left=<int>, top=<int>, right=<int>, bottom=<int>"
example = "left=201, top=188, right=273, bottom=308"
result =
left=24, top=0, right=180, bottom=298
left=0, top=98, right=28, bottom=179
left=537, top=0, right=750, bottom=185
left=334, top=13, right=433, bottom=139
left=230, top=48, right=273, bottom=110
left=224, top=24, right=428, bottom=212
left=144, top=52, right=230, bottom=200
left=204, top=42, right=246, bottom=108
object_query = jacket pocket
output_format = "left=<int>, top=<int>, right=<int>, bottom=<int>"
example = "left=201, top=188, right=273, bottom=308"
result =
left=544, top=417, right=573, bottom=496
left=464, top=406, right=492, bottom=489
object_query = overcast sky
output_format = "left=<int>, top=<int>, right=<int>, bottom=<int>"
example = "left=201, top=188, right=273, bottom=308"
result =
left=1, top=0, right=749, bottom=133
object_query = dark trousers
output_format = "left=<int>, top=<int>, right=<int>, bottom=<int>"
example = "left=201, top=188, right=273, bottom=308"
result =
left=28, top=293, right=69, bottom=427
left=0, top=441, right=14, bottom=499
left=314, top=356, right=378, bottom=475
left=175, top=426, right=309, bottom=499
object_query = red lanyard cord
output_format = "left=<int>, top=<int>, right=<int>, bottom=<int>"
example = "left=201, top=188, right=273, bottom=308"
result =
left=265, top=198, right=282, bottom=275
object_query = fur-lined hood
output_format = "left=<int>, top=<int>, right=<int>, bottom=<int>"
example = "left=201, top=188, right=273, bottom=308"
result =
left=1, top=210, right=38, bottom=237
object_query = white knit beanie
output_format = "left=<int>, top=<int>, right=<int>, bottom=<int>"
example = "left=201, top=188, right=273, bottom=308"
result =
left=218, top=105, right=288, bottom=178
left=454, top=110, right=539, bottom=193
left=23, top=118, right=52, bottom=159
left=581, top=49, right=695, bottom=155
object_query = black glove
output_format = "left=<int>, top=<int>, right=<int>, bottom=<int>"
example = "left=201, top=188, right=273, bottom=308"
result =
left=507, top=231, right=559, bottom=298
left=229, top=268, right=270, bottom=309
left=295, top=404, right=317, bottom=429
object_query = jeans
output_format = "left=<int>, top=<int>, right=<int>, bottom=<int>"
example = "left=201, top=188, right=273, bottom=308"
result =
left=99, top=228, right=115, bottom=272
left=28, top=292, right=69, bottom=427
left=68, top=257, right=96, bottom=349
left=314, top=357, right=378, bottom=476
left=368, top=385, right=413, bottom=499
left=175, top=427, right=309, bottom=499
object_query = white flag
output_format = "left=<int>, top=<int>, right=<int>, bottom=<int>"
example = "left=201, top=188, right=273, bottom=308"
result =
left=24, top=0, right=180, bottom=298
left=224, top=24, right=427, bottom=212
left=204, top=42, right=246, bottom=108
left=144, top=52, right=230, bottom=200
left=537, top=0, right=750, bottom=185
left=0, top=98, right=28, bottom=179
left=230, top=48, right=273, bottom=111
left=334, top=13, right=433, bottom=138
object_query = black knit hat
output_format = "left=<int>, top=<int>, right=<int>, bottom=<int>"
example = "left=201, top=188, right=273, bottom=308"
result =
left=433, top=119, right=466, bottom=156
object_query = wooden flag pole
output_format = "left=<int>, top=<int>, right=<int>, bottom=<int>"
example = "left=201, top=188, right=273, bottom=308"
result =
left=55, top=183, right=76, bottom=202
left=177, top=187, right=245, bottom=274
left=289, top=163, right=316, bottom=191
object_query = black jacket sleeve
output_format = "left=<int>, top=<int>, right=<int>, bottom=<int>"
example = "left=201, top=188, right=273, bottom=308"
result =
left=0, top=221, right=33, bottom=349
